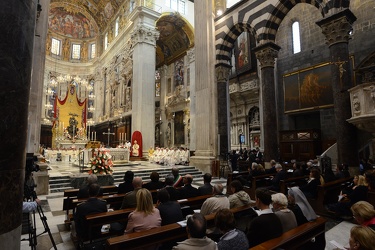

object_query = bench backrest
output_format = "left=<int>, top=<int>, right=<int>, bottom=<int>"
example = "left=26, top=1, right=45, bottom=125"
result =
left=250, top=216, right=327, bottom=250
left=309, top=177, right=353, bottom=215
left=105, top=203, right=255, bottom=250
left=64, top=185, right=119, bottom=197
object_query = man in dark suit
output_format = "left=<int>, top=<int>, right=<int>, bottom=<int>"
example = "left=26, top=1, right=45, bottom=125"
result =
left=268, top=164, right=287, bottom=192
left=164, top=174, right=180, bottom=201
left=198, top=173, right=213, bottom=195
left=180, top=174, right=199, bottom=199
left=118, top=170, right=134, bottom=194
left=74, top=184, right=107, bottom=240
left=77, top=174, right=103, bottom=199
left=120, top=176, right=143, bottom=209
left=246, top=188, right=283, bottom=247
left=156, top=189, right=183, bottom=225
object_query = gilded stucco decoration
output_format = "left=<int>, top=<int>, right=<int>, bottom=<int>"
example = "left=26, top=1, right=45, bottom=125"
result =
left=155, top=12, right=195, bottom=67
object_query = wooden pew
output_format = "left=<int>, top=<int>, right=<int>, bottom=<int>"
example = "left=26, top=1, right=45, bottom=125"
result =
left=250, top=216, right=327, bottom=250
left=279, top=175, right=309, bottom=195
left=77, top=194, right=212, bottom=245
left=105, top=203, right=255, bottom=250
left=308, top=177, right=353, bottom=215
left=226, top=171, right=249, bottom=194
left=248, top=173, right=275, bottom=199
left=63, top=185, right=119, bottom=224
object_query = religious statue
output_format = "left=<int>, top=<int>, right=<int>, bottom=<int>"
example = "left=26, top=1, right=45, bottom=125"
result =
left=81, top=42, right=87, bottom=62
left=63, top=39, right=70, bottom=60
left=132, top=140, right=140, bottom=157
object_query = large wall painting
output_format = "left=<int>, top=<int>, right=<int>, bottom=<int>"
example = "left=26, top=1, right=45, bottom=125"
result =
left=283, top=62, right=333, bottom=113
left=48, top=7, right=97, bottom=39
left=235, top=31, right=252, bottom=74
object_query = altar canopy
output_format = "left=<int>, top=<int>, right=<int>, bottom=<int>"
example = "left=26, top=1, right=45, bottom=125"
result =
left=52, top=84, right=87, bottom=148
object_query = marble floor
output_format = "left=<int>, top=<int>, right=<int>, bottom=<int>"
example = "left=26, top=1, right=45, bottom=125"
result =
left=19, top=161, right=356, bottom=250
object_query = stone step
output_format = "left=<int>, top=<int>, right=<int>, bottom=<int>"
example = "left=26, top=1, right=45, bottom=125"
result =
left=48, top=165, right=203, bottom=193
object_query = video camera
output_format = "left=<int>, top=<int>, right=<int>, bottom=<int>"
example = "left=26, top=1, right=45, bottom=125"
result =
left=26, top=153, right=40, bottom=174
left=24, top=153, right=39, bottom=200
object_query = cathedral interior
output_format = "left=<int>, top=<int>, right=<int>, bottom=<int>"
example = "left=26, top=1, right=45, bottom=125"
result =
left=1, top=0, right=375, bottom=248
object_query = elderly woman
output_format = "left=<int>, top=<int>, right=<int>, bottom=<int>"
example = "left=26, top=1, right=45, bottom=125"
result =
left=347, top=225, right=375, bottom=250
left=228, top=180, right=253, bottom=208
left=351, top=201, right=375, bottom=230
left=125, top=188, right=161, bottom=233
left=215, top=209, right=249, bottom=250
left=271, top=193, right=297, bottom=233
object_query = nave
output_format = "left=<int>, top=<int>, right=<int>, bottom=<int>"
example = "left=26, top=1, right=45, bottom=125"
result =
left=20, top=161, right=357, bottom=250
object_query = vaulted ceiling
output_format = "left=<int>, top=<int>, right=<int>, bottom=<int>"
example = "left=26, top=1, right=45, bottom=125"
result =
left=50, top=0, right=124, bottom=32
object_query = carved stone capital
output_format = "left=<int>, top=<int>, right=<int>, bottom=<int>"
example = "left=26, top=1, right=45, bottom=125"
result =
left=253, top=42, right=280, bottom=69
left=316, top=9, right=357, bottom=47
left=215, top=65, right=231, bottom=83
left=130, top=24, right=159, bottom=47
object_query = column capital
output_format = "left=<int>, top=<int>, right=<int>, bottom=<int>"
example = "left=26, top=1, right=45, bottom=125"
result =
left=253, top=42, right=281, bottom=69
left=130, top=24, right=159, bottom=47
left=215, top=64, right=231, bottom=82
left=316, top=9, right=357, bottom=47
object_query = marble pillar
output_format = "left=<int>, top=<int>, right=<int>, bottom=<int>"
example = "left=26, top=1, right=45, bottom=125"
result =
left=159, top=65, right=168, bottom=147
left=129, top=7, right=159, bottom=156
left=316, top=9, right=358, bottom=167
left=216, top=65, right=231, bottom=160
left=0, top=1, right=37, bottom=249
left=187, top=48, right=196, bottom=151
left=190, top=0, right=217, bottom=173
left=28, top=0, right=50, bottom=154
left=254, top=42, right=280, bottom=164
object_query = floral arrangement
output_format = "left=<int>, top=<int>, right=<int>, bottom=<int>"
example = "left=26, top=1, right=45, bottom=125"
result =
left=88, top=150, right=114, bottom=175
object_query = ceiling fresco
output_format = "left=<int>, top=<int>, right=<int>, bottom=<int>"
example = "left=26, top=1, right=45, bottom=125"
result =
left=155, top=13, right=194, bottom=67
left=50, top=0, right=125, bottom=31
left=49, top=7, right=97, bottom=38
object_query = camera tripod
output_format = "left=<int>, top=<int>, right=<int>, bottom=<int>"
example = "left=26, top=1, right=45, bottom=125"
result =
left=21, top=196, right=57, bottom=250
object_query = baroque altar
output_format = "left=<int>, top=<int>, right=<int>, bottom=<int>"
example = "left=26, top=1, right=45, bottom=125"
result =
left=81, top=147, right=130, bottom=165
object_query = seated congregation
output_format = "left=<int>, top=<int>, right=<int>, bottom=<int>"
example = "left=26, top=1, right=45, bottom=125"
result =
left=69, top=164, right=375, bottom=250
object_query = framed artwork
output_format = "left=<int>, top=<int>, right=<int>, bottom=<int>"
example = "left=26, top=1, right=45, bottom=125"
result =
left=235, top=31, right=252, bottom=74
left=283, top=62, right=333, bottom=113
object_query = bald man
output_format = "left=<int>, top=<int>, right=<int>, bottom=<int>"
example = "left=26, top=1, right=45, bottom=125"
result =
left=200, top=184, right=229, bottom=216
left=120, top=176, right=143, bottom=209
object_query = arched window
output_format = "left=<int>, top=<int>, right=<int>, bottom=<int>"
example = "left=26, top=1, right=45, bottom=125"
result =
left=292, top=21, right=301, bottom=54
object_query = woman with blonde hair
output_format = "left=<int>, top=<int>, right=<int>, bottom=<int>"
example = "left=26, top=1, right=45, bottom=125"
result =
left=125, top=188, right=161, bottom=233
left=326, top=176, right=368, bottom=218
left=351, top=201, right=375, bottom=230
left=347, top=225, right=375, bottom=250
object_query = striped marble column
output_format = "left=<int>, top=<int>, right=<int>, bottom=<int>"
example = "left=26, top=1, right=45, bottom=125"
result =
left=254, top=42, right=281, bottom=164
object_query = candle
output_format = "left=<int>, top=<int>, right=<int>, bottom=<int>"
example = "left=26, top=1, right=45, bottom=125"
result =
left=94, top=132, right=96, bottom=141
left=125, top=133, right=126, bottom=141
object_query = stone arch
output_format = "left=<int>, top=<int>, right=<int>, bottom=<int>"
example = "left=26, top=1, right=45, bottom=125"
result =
left=216, top=23, right=257, bottom=66
left=259, top=0, right=350, bottom=43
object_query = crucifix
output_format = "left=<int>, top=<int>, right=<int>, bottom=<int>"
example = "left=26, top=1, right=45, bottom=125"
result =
left=103, top=128, right=115, bottom=147
left=331, top=57, right=347, bottom=87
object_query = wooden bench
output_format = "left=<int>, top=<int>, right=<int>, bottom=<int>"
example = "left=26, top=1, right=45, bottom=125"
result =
left=226, top=172, right=275, bottom=199
left=251, top=216, right=327, bottom=250
left=75, top=194, right=213, bottom=244
left=279, top=175, right=309, bottom=195
left=308, top=177, right=353, bottom=215
left=63, top=185, right=119, bottom=224
left=105, top=203, right=255, bottom=250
